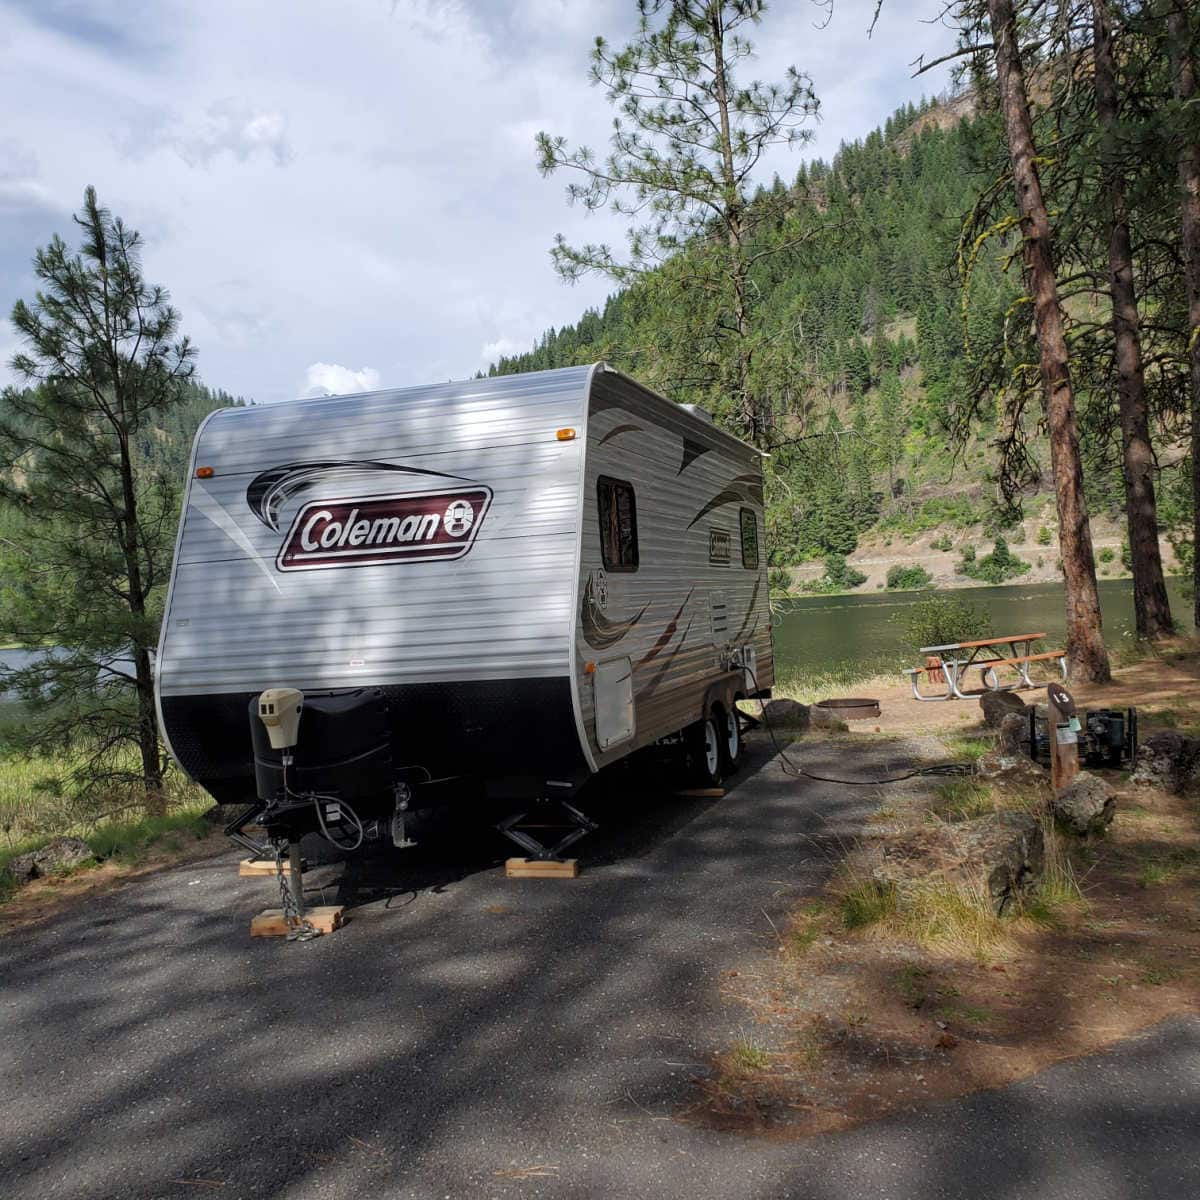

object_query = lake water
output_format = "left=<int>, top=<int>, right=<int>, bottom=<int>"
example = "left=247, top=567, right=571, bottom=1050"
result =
left=1, top=578, right=1187, bottom=691
left=770, top=578, right=1191, bottom=684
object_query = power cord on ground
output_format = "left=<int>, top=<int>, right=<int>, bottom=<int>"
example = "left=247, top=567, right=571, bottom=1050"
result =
left=745, top=667, right=976, bottom=786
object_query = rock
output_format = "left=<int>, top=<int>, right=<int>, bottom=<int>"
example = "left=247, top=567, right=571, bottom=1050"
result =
left=3, top=836, right=94, bottom=885
left=1130, top=731, right=1200, bottom=794
left=980, top=690, right=1028, bottom=729
left=761, top=699, right=810, bottom=729
left=997, top=711, right=1027, bottom=756
left=872, top=810, right=1043, bottom=916
left=976, top=748, right=1049, bottom=787
left=1053, top=771, right=1116, bottom=835
left=953, top=812, right=1044, bottom=913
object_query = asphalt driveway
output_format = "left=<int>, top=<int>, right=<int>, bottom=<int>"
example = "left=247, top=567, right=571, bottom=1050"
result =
left=1, top=733, right=1197, bottom=1200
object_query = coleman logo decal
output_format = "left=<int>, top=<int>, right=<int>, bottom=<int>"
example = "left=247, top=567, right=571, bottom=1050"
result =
left=276, top=487, right=492, bottom=571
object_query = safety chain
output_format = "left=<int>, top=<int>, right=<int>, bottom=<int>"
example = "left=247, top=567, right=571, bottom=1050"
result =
left=273, top=840, right=320, bottom=942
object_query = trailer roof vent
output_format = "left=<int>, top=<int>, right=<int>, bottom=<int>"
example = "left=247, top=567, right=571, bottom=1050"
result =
left=679, top=403, right=714, bottom=424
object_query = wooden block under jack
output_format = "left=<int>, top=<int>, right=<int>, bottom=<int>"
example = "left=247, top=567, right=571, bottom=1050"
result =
left=505, top=857, right=579, bottom=879
left=675, top=787, right=725, bottom=798
left=250, top=906, right=345, bottom=937
left=238, top=857, right=306, bottom=877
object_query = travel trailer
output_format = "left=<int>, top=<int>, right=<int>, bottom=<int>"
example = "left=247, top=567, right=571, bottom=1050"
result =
left=156, top=363, right=774, bottom=857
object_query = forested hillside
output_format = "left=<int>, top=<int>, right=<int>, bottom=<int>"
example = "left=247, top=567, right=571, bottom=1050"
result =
left=0, top=381, right=243, bottom=546
left=490, top=92, right=1189, bottom=580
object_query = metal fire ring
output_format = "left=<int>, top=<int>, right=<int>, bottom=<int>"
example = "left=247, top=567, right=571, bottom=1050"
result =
left=815, top=697, right=881, bottom=721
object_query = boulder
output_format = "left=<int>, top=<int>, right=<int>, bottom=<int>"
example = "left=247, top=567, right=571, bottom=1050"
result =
left=976, top=748, right=1049, bottom=788
left=980, top=690, right=1028, bottom=729
left=872, top=810, right=1044, bottom=916
left=1130, top=732, right=1200, bottom=794
left=997, top=711, right=1027, bottom=757
left=951, top=811, right=1044, bottom=914
left=760, top=699, right=810, bottom=730
left=1053, top=771, right=1116, bottom=836
left=3, top=836, right=93, bottom=885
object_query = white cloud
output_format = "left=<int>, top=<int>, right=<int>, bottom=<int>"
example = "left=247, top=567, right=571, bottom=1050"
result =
left=479, top=336, right=527, bottom=365
left=301, top=362, right=382, bottom=399
left=0, top=0, right=958, bottom=403
left=175, top=99, right=293, bottom=167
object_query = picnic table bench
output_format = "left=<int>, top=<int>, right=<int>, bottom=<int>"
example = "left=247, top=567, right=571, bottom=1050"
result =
left=903, top=632, right=1067, bottom=702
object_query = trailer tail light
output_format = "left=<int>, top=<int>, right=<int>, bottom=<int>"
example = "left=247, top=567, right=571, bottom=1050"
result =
left=195, top=466, right=214, bottom=479
left=556, top=428, right=577, bottom=441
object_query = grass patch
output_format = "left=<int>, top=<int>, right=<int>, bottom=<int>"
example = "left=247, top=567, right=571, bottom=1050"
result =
left=935, top=1000, right=995, bottom=1025
left=728, top=1034, right=771, bottom=1073
left=840, top=879, right=897, bottom=929
left=85, top=810, right=211, bottom=864
left=1023, top=817, right=1086, bottom=924
left=943, top=735, right=992, bottom=763
left=771, top=661, right=906, bottom=706
left=930, top=778, right=995, bottom=822
left=786, top=902, right=827, bottom=954
left=1136, top=848, right=1200, bottom=888
left=1139, top=964, right=1184, bottom=986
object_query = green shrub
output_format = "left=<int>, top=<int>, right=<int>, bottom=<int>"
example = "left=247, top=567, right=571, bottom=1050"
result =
left=902, top=594, right=993, bottom=648
left=1037, top=526, right=1052, bottom=545
left=824, top=552, right=867, bottom=590
left=931, top=534, right=953, bottom=552
left=768, top=567, right=792, bottom=594
left=1098, top=546, right=1115, bottom=564
left=886, top=564, right=933, bottom=591
left=959, top=536, right=1031, bottom=585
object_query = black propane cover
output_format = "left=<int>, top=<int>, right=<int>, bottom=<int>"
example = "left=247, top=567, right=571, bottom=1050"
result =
left=249, top=688, right=392, bottom=803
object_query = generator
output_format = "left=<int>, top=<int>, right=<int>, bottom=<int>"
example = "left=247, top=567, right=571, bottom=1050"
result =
left=1027, top=706, right=1137, bottom=771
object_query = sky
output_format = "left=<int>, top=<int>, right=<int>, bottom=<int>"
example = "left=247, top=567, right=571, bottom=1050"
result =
left=0, top=0, right=959, bottom=404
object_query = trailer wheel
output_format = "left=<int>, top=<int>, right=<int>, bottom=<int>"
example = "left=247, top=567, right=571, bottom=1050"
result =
left=721, top=703, right=743, bottom=774
left=688, top=712, right=724, bottom=788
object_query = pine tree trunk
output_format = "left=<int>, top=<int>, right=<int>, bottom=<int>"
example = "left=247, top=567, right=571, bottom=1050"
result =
left=988, top=0, right=1111, bottom=682
left=1167, top=4, right=1200, bottom=627
left=117, top=419, right=165, bottom=815
left=1095, top=0, right=1173, bottom=639
left=709, top=7, right=760, bottom=444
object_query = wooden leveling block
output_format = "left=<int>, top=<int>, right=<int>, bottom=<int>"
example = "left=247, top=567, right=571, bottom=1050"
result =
left=675, top=787, right=725, bottom=798
left=239, top=858, right=307, bottom=878
left=250, top=906, right=345, bottom=937
left=505, top=857, right=579, bottom=879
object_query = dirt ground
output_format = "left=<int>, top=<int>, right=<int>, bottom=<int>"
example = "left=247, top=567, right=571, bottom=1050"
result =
left=857, top=647, right=1200, bottom=739
left=696, top=649, right=1200, bottom=1137
left=0, top=828, right=229, bottom=936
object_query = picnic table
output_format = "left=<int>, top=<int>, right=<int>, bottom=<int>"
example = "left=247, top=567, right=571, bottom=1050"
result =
left=903, top=632, right=1067, bottom=702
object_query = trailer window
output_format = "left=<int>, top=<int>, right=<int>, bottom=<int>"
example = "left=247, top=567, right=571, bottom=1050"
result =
left=739, top=508, right=759, bottom=569
left=598, top=476, right=639, bottom=572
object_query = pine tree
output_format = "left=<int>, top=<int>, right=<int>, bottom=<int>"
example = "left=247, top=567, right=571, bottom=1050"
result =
left=0, top=188, right=196, bottom=814
left=536, top=0, right=818, bottom=443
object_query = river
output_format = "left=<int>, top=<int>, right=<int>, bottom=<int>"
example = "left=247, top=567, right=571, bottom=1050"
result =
left=770, top=577, right=1191, bottom=684
left=0, top=577, right=1188, bottom=690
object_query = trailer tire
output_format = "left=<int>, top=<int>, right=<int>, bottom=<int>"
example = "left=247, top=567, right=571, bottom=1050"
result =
left=720, top=702, right=743, bottom=774
left=688, top=712, right=724, bottom=788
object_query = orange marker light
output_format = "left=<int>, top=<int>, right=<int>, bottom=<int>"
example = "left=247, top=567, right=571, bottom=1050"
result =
left=584, top=661, right=596, bottom=674
left=556, top=428, right=577, bottom=441
left=195, top=466, right=215, bottom=479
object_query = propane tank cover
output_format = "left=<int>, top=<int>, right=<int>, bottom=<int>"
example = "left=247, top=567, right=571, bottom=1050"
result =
left=257, top=687, right=304, bottom=750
